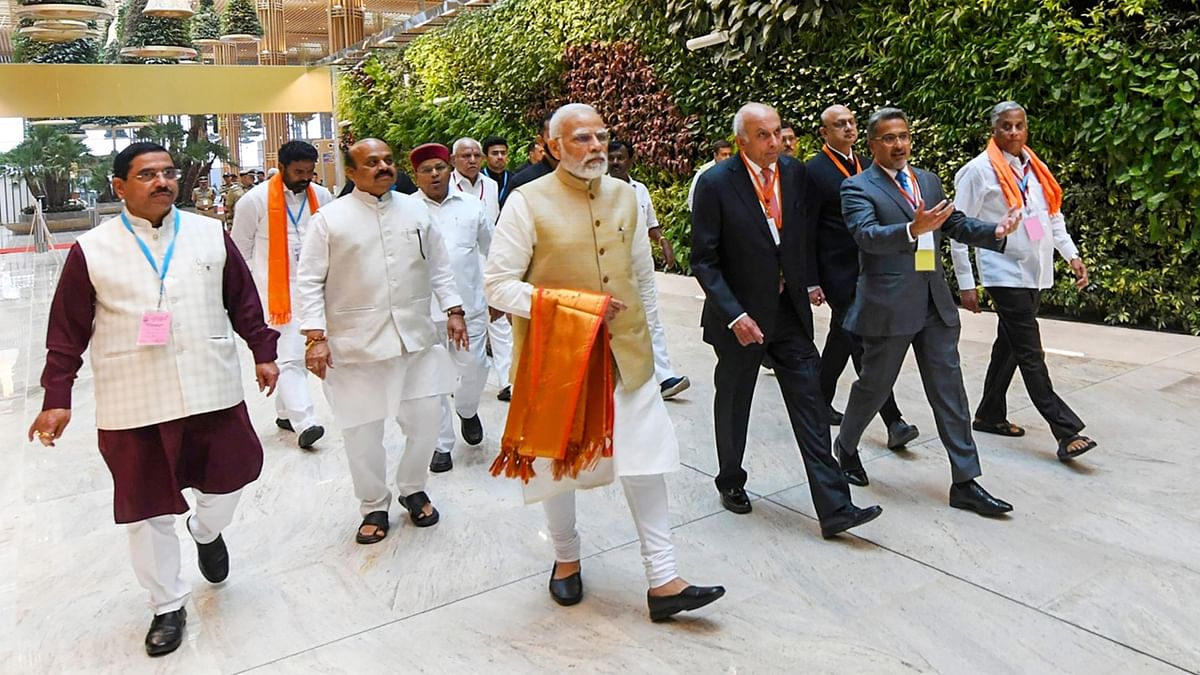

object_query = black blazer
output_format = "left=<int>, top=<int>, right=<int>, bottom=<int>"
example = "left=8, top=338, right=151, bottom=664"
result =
left=691, top=153, right=815, bottom=350
left=804, top=149, right=870, bottom=307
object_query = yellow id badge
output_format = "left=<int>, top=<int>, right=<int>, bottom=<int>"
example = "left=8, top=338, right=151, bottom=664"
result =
left=915, top=249, right=936, bottom=272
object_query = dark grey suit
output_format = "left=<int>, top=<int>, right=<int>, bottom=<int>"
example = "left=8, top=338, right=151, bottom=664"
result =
left=836, top=163, right=1006, bottom=483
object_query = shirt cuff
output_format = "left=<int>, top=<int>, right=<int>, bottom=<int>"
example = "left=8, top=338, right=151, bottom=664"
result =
left=956, top=275, right=977, bottom=291
left=906, top=222, right=916, bottom=243
left=727, top=312, right=747, bottom=329
left=42, top=387, right=72, bottom=411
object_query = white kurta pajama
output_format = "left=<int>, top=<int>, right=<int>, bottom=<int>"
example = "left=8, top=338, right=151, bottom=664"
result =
left=418, top=190, right=493, bottom=456
left=231, top=180, right=334, bottom=433
left=629, top=178, right=679, bottom=384
left=484, top=190, right=681, bottom=586
left=297, top=189, right=462, bottom=515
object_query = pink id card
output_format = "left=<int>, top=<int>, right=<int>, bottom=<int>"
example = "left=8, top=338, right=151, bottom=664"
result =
left=137, top=311, right=172, bottom=346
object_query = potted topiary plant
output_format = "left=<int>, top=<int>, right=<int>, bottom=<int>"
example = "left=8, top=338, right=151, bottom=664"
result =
left=219, top=0, right=261, bottom=43
left=191, top=0, right=219, bottom=45
left=0, top=126, right=95, bottom=234
left=118, top=0, right=196, bottom=61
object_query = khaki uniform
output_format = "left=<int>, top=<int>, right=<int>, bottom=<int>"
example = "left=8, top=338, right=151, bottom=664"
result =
left=222, top=184, right=245, bottom=230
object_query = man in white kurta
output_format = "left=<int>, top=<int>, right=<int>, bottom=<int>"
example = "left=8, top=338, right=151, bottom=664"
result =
left=452, top=136, right=514, bottom=401
left=484, top=104, right=724, bottom=622
left=297, top=139, right=467, bottom=544
left=409, top=143, right=493, bottom=473
left=231, top=140, right=334, bottom=449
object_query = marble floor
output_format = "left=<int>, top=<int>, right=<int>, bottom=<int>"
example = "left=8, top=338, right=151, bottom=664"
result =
left=2, top=246, right=1198, bottom=674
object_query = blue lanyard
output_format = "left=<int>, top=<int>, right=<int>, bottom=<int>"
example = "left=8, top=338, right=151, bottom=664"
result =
left=121, top=209, right=180, bottom=307
left=486, top=168, right=508, bottom=198
left=1011, top=163, right=1031, bottom=205
left=285, top=194, right=308, bottom=235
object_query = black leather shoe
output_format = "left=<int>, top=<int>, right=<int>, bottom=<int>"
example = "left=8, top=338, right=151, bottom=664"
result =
left=145, top=608, right=187, bottom=657
left=835, top=441, right=869, bottom=486
left=497, top=386, right=512, bottom=402
left=548, top=562, right=583, bottom=606
left=298, top=425, right=324, bottom=449
left=430, top=451, right=453, bottom=473
left=886, top=421, right=919, bottom=450
left=718, top=487, right=752, bottom=514
left=275, top=417, right=293, bottom=432
left=820, top=504, right=883, bottom=538
left=459, top=414, right=484, bottom=446
left=647, top=585, right=726, bottom=622
left=190, top=519, right=229, bottom=583
left=828, top=407, right=845, bottom=426
left=949, top=480, right=1013, bottom=516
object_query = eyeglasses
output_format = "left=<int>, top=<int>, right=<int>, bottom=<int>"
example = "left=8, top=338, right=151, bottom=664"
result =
left=871, top=133, right=911, bottom=146
left=416, top=163, right=451, bottom=176
left=565, top=129, right=610, bottom=145
left=132, top=168, right=181, bottom=183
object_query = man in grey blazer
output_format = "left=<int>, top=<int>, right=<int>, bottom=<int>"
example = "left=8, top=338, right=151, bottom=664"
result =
left=836, top=108, right=1020, bottom=516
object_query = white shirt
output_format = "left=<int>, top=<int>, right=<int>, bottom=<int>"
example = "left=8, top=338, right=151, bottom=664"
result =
left=951, top=149, right=1079, bottom=290
left=687, top=159, right=716, bottom=211
left=416, top=189, right=492, bottom=320
left=451, top=170, right=500, bottom=225
left=230, top=180, right=334, bottom=290
left=629, top=179, right=659, bottom=231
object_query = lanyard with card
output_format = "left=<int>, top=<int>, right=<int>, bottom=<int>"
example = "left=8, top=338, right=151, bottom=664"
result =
left=822, top=145, right=862, bottom=179
left=285, top=196, right=308, bottom=259
left=1011, top=163, right=1047, bottom=242
left=122, top=210, right=180, bottom=346
left=887, top=167, right=937, bottom=271
left=740, top=155, right=782, bottom=230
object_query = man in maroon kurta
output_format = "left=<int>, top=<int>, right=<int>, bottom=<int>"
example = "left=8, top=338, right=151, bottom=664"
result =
left=28, top=143, right=280, bottom=657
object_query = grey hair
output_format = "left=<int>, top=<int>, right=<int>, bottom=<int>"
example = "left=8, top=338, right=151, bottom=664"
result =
left=732, top=102, right=777, bottom=140
left=866, top=107, right=908, bottom=139
left=452, top=137, right=481, bottom=155
left=548, top=103, right=599, bottom=140
left=990, top=101, right=1026, bottom=127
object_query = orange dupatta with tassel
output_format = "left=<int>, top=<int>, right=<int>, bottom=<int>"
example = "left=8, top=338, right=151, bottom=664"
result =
left=490, top=288, right=615, bottom=483
left=986, top=138, right=1063, bottom=215
left=265, top=174, right=320, bottom=325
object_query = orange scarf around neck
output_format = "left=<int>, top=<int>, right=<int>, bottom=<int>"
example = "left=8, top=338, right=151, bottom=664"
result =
left=490, top=288, right=615, bottom=483
left=986, top=138, right=1063, bottom=215
left=266, top=174, right=320, bottom=325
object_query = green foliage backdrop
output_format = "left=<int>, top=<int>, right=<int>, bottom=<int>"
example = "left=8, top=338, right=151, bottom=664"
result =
left=338, top=0, right=1200, bottom=333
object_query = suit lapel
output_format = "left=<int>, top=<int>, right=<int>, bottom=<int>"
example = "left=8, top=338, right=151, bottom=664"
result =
left=728, top=156, right=777, bottom=247
left=867, top=164, right=915, bottom=218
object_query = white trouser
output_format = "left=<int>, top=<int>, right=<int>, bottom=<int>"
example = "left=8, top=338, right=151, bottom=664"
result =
left=275, top=358, right=318, bottom=431
left=436, top=318, right=490, bottom=454
left=126, top=489, right=242, bottom=615
left=488, top=315, right=513, bottom=389
left=341, top=395, right=441, bottom=515
left=645, top=295, right=677, bottom=384
left=542, top=474, right=677, bottom=587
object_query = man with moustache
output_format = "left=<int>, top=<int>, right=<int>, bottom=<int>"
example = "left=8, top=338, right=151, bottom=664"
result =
left=780, top=120, right=798, bottom=158
left=29, top=143, right=280, bottom=656
left=834, top=107, right=1021, bottom=514
left=486, top=103, right=725, bottom=621
left=297, top=139, right=467, bottom=544
left=690, top=102, right=881, bottom=539
left=950, top=101, right=1095, bottom=461
left=805, top=105, right=919, bottom=448
left=409, top=142, right=493, bottom=473
left=232, top=140, right=334, bottom=450
left=451, top=137, right=500, bottom=225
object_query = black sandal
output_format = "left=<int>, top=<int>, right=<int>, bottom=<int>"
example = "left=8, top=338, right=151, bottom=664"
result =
left=972, top=420, right=1026, bottom=437
left=401, top=491, right=440, bottom=527
left=355, top=510, right=389, bottom=545
left=1057, top=434, right=1097, bottom=461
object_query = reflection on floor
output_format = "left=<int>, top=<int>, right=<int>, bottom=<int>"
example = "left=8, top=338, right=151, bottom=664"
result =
left=2, top=246, right=1198, bottom=674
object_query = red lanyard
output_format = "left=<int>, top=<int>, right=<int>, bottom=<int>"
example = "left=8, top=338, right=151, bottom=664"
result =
left=822, top=145, right=861, bottom=178
left=887, top=166, right=921, bottom=210
left=740, top=155, right=781, bottom=228
left=456, top=175, right=486, bottom=201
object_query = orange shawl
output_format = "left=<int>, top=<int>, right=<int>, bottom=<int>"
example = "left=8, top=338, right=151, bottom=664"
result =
left=266, top=174, right=320, bottom=325
left=490, top=288, right=615, bottom=483
left=986, top=138, right=1063, bottom=215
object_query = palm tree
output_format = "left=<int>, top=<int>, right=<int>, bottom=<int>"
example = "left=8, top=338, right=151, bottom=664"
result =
left=135, top=118, right=230, bottom=206
left=0, top=126, right=93, bottom=211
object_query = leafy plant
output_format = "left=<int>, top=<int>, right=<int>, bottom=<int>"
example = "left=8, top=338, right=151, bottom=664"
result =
left=0, top=126, right=94, bottom=212
left=119, top=0, right=194, bottom=61
left=664, top=0, right=844, bottom=62
left=192, top=0, right=220, bottom=41
left=220, top=0, right=262, bottom=38
left=135, top=119, right=230, bottom=206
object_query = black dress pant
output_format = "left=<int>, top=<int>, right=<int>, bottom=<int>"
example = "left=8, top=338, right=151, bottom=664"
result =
left=712, top=292, right=851, bottom=521
left=819, top=293, right=904, bottom=426
left=975, top=286, right=1084, bottom=441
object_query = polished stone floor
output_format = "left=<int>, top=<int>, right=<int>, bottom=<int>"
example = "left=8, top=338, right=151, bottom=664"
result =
left=2, top=246, right=1198, bottom=674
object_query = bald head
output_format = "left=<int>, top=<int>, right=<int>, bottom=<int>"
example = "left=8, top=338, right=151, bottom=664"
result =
left=732, top=102, right=782, bottom=167
left=819, top=104, right=858, bottom=155
left=345, top=138, right=396, bottom=197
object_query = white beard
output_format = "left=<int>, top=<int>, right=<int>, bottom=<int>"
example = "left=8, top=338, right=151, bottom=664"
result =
left=562, top=154, right=608, bottom=181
